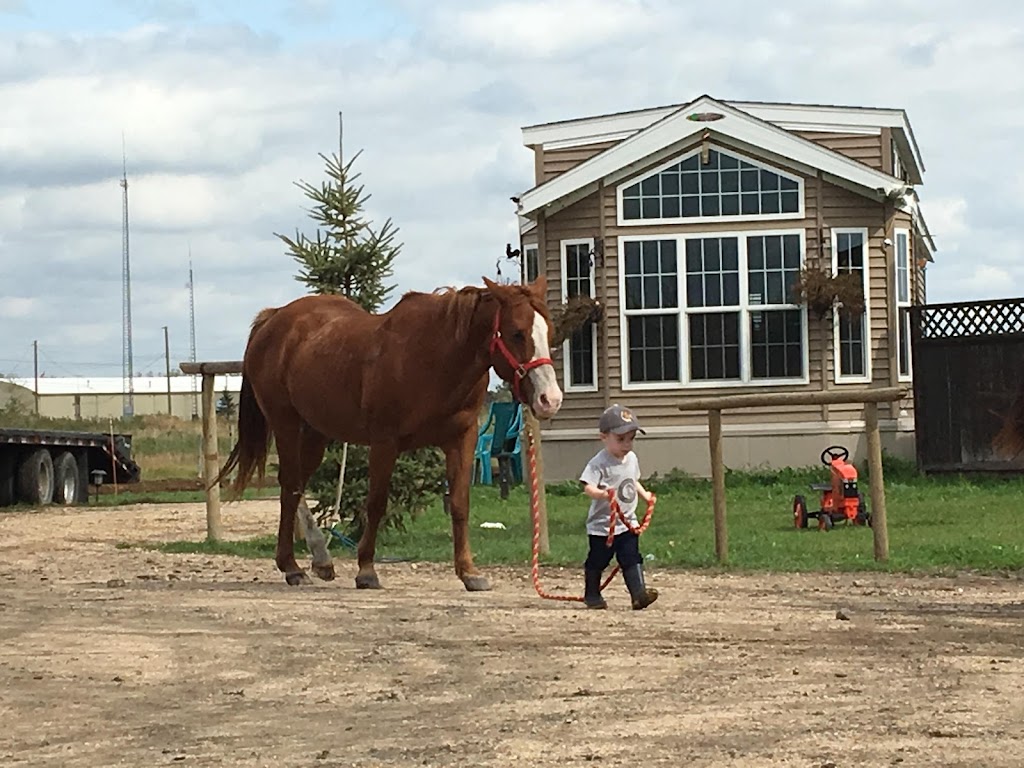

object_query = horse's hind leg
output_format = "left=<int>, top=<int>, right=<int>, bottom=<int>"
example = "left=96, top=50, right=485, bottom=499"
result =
left=274, top=424, right=331, bottom=586
left=355, top=442, right=399, bottom=589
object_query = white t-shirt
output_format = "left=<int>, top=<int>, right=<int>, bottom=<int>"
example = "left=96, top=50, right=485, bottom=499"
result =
left=579, top=449, right=641, bottom=537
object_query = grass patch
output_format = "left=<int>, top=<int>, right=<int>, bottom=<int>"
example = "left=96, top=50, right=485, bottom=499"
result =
left=139, top=466, right=1024, bottom=575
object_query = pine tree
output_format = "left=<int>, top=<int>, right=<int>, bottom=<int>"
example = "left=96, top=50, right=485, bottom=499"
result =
left=276, top=150, right=400, bottom=311
left=277, top=147, right=444, bottom=539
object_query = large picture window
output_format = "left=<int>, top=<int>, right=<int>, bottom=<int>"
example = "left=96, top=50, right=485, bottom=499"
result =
left=618, top=147, right=802, bottom=224
left=832, top=229, right=871, bottom=383
left=561, top=239, right=597, bottom=390
left=620, top=231, right=806, bottom=387
left=894, top=229, right=912, bottom=380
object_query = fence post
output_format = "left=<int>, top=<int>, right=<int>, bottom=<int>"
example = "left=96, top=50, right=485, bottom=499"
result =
left=200, top=373, right=223, bottom=541
left=864, top=402, right=889, bottom=561
left=708, top=408, right=728, bottom=563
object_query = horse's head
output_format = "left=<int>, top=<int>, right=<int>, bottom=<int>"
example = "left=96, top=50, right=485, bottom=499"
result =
left=483, top=275, right=563, bottom=420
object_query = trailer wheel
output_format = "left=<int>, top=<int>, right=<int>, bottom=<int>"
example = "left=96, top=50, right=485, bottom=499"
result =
left=0, top=451, right=16, bottom=507
left=18, top=448, right=54, bottom=506
left=52, top=452, right=80, bottom=505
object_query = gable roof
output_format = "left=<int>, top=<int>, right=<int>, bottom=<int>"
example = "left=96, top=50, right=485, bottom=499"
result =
left=516, top=95, right=914, bottom=220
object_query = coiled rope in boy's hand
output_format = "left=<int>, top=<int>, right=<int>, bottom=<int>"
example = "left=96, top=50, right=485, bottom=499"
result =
left=527, top=424, right=656, bottom=601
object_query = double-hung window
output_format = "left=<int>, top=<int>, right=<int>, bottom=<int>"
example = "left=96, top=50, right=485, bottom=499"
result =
left=561, top=239, right=597, bottom=390
left=894, top=229, right=912, bottom=380
left=623, top=238, right=680, bottom=383
left=832, top=228, right=871, bottom=382
left=524, top=244, right=539, bottom=284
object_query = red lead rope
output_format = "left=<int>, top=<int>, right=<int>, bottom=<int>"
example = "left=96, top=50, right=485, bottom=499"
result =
left=527, top=425, right=656, bottom=602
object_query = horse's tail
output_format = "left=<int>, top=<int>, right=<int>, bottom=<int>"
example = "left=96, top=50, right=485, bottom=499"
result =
left=214, top=308, right=278, bottom=496
left=993, top=387, right=1024, bottom=458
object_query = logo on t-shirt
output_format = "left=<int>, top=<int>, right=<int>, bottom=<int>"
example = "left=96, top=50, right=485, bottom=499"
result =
left=617, top=477, right=636, bottom=505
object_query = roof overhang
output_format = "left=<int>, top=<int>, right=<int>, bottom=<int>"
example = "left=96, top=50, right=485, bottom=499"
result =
left=522, top=95, right=924, bottom=185
left=517, top=95, right=911, bottom=219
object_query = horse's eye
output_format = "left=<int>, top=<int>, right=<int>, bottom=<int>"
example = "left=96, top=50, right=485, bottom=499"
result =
left=512, top=331, right=526, bottom=343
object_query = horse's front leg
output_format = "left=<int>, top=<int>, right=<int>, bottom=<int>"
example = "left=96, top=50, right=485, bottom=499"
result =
left=446, top=428, right=491, bottom=592
left=355, top=442, right=399, bottom=589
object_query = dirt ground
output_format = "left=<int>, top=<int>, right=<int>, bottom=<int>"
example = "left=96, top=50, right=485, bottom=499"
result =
left=2, top=501, right=1023, bottom=768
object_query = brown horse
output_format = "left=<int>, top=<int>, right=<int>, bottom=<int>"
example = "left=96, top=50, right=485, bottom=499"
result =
left=216, top=276, right=563, bottom=591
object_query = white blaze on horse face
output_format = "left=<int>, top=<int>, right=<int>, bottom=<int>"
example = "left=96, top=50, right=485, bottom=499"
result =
left=527, top=311, right=563, bottom=418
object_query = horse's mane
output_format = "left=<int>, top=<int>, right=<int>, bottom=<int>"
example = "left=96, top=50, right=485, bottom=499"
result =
left=393, top=283, right=546, bottom=345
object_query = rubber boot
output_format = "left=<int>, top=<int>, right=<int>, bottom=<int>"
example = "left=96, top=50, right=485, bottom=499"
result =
left=583, top=569, right=607, bottom=609
left=622, top=564, right=658, bottom=610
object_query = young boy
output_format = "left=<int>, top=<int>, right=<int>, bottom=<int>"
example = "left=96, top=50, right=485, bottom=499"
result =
left=579, top=404, right=659, bottom=610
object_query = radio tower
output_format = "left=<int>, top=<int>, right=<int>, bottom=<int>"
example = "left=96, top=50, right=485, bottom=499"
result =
left=120, top=137, right=135, bottom=417
left=188, top=254, right=198, bottom=420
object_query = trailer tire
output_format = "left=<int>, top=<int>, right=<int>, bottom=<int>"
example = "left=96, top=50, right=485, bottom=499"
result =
left=52, top=451, right=80, bottom=505
left=18, top=448, right=54, bottom=506
left=0, top=451, right=16, bottom=507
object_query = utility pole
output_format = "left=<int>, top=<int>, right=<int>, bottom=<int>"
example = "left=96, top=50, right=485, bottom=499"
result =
left=163, top=325, right=172, bottom=416
left=121, top=135, right=135, bottom=417
left=32, top=340, right=39, bottom=415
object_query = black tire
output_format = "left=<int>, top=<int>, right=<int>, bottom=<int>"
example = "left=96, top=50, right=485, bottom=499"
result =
left=819, top=512, right=834, bottom=531
left=18, top=448, right=54, bottom=506
left=52, top=451, right=81, bottom=505
left=0, top=450, right=16, bottom=507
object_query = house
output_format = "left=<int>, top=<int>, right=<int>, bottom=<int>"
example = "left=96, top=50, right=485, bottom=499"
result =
left=515, top=95, right=934, bottom=481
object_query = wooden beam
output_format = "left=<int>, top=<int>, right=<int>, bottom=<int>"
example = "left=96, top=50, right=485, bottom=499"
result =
left=200, top=374, right=223, bottom=541
left=180, top=361, right=243, bottom=375
left=677, top=387, right=907, bottom=412
left=865, top=402, right=889, bottom=561
left=708, top=409, right=727, bottom=563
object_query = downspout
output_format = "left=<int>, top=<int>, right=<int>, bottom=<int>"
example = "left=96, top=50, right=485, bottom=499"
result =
left=817, top=170, right=829, bottom=423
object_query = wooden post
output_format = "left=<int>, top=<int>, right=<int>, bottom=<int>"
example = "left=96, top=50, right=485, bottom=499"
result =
left=524, top=409, right=549, bottom=556
left=864, top=402, right=889, bottom=561
left=708, top=408, right=728, bottom=564
left=200, top=373, right=223, bottom=541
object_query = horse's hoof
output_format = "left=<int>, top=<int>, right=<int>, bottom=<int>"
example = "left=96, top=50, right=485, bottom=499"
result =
left=312, top=562, right=336, bottom=582
left=285, top=571, right=312, bottom=586
left=462, top=574, right=492, bottom=592
left=355, top=573, right=382, bottom=590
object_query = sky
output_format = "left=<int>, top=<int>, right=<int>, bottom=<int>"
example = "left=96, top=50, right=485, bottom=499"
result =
left=1, top=0, right=1022, bottom=379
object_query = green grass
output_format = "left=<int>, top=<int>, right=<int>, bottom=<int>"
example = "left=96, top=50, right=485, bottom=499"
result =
left=142, top=461, right=1024, bottom=575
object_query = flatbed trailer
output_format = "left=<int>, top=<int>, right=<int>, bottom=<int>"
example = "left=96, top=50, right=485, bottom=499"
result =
left=0, top=428, right=141, bottom=507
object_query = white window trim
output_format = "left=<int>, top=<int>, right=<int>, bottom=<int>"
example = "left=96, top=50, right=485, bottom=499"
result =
left=559, top=238, right=598, bottom=393
left=831, top=227, right=872, bottom=384
left=615, top=144, right=805, bottom=228
left=617, top=229, right=810, bottom=392
left=894, top=228, right=912, bottom=382
left=523, top=243, right=539, bottom=284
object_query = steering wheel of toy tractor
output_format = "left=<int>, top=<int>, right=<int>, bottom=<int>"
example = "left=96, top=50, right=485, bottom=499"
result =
left=820, top=445, right=850, bottom=465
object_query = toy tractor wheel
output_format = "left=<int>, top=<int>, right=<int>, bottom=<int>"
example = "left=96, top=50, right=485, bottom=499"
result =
left=818, top=511, right=834, bottom=531
left=793, top=495, right=809, bottom=529
left=855, top=492, right=871, bottom=527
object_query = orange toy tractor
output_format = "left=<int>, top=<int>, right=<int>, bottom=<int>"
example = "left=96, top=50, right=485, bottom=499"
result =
left=793, top=445, right=871, bottom=531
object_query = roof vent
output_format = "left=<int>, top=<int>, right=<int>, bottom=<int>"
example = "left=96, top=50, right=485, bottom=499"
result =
left=687, top=112, right=724, bottom=122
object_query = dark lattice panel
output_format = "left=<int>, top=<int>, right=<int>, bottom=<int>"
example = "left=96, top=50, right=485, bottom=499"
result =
left=915, top=299, right=1024, bottom=340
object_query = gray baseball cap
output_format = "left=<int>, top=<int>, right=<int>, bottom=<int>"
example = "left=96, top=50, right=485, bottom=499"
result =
left=599, top=404, right=646, bottom=435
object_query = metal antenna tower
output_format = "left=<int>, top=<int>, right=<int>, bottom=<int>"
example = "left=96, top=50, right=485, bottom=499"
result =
left=188, top=254, right=198, bottom=420
left=120, top=136, right=135, bottom=417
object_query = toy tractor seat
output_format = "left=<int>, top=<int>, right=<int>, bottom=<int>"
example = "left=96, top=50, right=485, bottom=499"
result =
left=793, top=444, right=871, bottom=531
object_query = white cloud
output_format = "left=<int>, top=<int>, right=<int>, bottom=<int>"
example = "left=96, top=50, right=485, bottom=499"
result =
left=0, top=297, right=36, bottom=319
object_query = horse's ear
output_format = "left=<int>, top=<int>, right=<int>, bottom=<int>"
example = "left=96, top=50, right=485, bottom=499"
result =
left=529, top=274, right=548, bottom=299
left=482, top=276, right=504, bottom=296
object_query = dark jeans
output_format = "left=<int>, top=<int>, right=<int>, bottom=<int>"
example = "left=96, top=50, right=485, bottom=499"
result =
left=584, top=531, right=642, bottom=572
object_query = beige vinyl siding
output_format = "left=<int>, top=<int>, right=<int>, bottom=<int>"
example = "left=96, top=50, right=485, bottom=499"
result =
left=540, top=141, right=619, bottom=183
left=793, top=131, right=884, bottom=172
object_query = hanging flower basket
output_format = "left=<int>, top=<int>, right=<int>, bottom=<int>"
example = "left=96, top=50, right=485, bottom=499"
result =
left=792, top=266, right=865, bottom=320
left=551, top=295, right=602, bottom=346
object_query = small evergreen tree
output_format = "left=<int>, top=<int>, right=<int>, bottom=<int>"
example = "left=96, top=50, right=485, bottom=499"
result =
left=276, top=148, right=445, bottom=539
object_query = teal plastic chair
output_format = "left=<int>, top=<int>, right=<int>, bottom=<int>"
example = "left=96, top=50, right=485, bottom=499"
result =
left=473, top=402, right=523, bottom=485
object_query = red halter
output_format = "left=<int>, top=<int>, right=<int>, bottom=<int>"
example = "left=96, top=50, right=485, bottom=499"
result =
left=489, top=309, right=554, bottom=403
